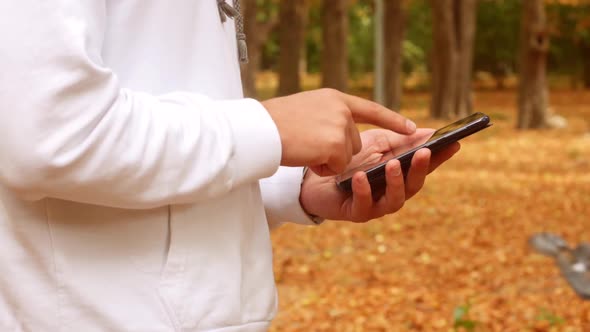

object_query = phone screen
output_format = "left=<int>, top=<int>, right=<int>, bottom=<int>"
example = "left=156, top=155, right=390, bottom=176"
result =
left=427, top=112, right=489, bottom=142
left=335, top=134, right=430, bottom=181
left=335, top=112, right=490, bottom=189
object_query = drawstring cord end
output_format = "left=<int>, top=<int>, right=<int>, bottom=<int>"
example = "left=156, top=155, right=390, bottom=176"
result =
left=217, top=0, right=249, bottom=64
left=238, top=36, right=249, bottom=64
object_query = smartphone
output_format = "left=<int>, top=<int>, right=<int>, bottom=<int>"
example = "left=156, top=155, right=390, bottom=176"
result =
left=335, top=112, right=492, bottom=197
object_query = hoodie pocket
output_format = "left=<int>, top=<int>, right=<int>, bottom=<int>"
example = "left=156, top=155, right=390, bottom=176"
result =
left=45, top=199, right=177, bottom=329
left=46, top=200, right=171, bottom=274
left=156, top=185, right=278, bottom=330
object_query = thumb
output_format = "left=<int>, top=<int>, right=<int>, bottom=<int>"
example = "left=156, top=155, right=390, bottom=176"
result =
left=309, top=165, right=338, bottom=177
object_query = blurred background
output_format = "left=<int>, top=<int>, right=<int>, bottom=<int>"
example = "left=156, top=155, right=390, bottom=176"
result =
left=238, top=0, right=590, bottom=331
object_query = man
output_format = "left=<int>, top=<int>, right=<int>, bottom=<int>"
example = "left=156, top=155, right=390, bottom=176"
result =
left=0, top=1, right=459, bottom=331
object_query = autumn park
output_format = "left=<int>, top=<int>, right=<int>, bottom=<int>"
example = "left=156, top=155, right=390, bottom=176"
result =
left=237, top=0, right=590, bottom=331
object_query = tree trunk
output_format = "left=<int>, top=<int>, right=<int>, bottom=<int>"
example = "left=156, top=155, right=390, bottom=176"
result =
left=517, top=0, right=550, bottom=129
left=430, top=0, right=476, bottom=119
left=321, top=0, right=349, bottom=92
left=240, top=0, right=278, bottom=98
left=383, top=0, right=406, bottom=110
left=277, top=0, right=308, bottom=96
left=582, top=42, right=590, bottom=89
left=430, top=0, right=457, bottom=119
left=455, top=0, right=476, bottom=118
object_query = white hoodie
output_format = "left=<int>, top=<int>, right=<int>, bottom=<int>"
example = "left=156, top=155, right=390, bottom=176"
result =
left=0, top=1, right=315, bottom=331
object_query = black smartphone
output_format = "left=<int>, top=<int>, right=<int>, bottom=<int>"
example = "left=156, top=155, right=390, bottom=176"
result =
left=335, top=112, right=492, bottom=197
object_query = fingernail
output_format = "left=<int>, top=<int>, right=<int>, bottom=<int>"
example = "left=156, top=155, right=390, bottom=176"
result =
left=356, top=172, right=366, bottom=183
left=391, top=163, right=402, bottom=176
left=406, top=119, right=417, bottom=133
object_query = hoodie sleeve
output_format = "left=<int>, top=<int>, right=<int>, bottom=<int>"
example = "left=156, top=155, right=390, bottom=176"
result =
left=260, top=167, right=321, bottom=229
left=0, top=2, right=281, bottom=209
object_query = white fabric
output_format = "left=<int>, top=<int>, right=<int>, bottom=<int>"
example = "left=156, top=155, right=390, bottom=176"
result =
left=0, top=1, right=316, bottom=331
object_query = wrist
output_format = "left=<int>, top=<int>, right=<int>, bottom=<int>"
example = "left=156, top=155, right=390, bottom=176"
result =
left=261, top=99, right=288, bottom=166
left=300, top=167, right=324, bottom=225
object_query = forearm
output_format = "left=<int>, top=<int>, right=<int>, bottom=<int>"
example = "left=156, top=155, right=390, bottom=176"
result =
left=0, top=1, right=281, bottom=208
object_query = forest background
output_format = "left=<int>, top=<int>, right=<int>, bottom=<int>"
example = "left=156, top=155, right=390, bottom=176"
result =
left=239, top=0, right=590, bottom=331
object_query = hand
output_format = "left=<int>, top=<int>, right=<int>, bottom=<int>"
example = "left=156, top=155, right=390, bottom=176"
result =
left=262, top=88, right=416, bottom=176
left=299, top=129, right=461, bottom=222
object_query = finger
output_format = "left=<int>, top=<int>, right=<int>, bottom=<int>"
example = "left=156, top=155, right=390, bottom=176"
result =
left=349, top=122, right=362, bottom=155
left=428, top=142, right=461, bottom=173
left=325, top=148, right=350, bottom=175
left=341, top=93, right=416, bottom=134
left=385, top=128, right=435, bottom=150
left=377, top=128, right=434, bottom=154
left=374, top=159, right=405, bottom=215
left=345, top=130, right=354, bottom=166
left=405, top=148, right=431, bottom=199
left=401, top=128, right=435, bottom=146
left=315, top=134, right=353, bottom=176
left=350, top=171, right=373, bottom=222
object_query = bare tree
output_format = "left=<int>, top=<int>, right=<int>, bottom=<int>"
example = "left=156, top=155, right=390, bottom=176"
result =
left=240, top=0, right=278, bottom=98
left=383, top=0, right=406, bottom=110
left=582, top=43, right=590, bottom=89
left=321, top=0, right=349, bottom=92
left=517, top=0, right=550, bottom=129
left=430, top=0, right=477, bottom=119
left=277, top=0, right=309, bottom=96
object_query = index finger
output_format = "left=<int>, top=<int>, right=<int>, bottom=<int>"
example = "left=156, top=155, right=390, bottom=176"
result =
left=341, top=93, right=416, bottom=135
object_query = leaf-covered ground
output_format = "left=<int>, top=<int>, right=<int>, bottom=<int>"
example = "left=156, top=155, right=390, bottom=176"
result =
left=269, top=90, right=590, bottom=332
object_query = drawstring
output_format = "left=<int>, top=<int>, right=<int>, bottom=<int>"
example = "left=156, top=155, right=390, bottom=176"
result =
left=217, top=0, right=249, bottom=64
